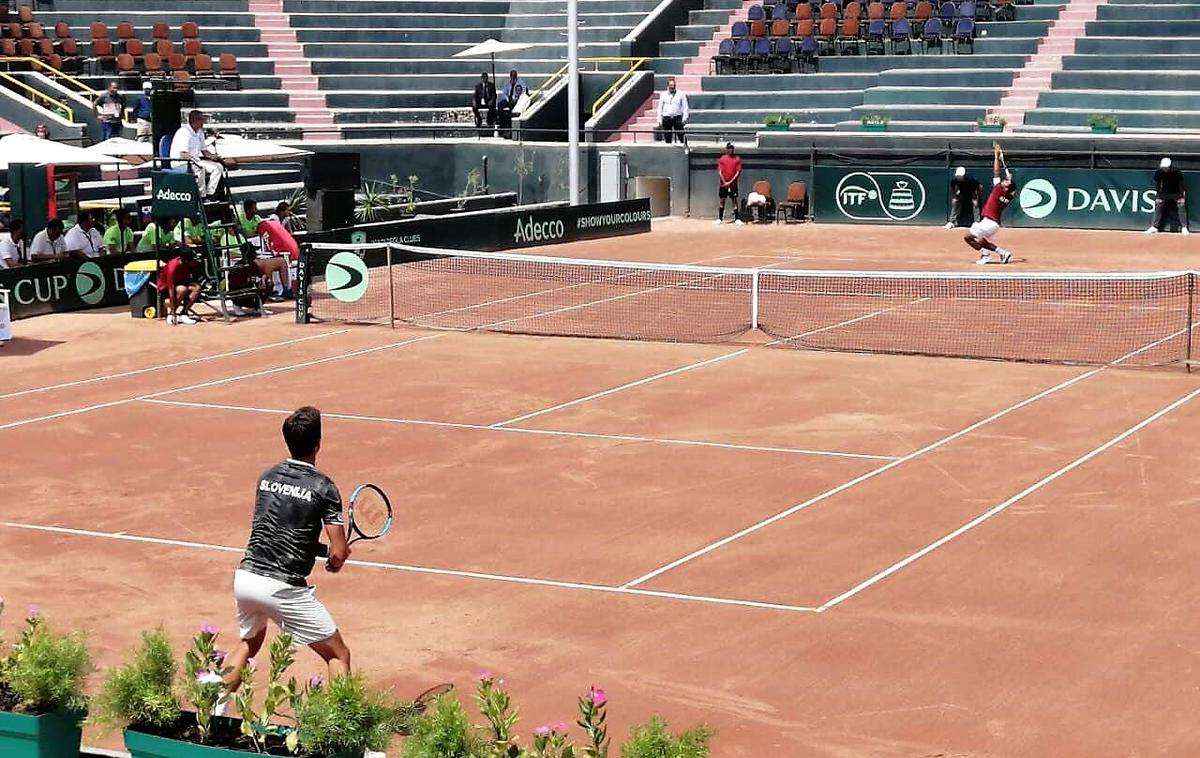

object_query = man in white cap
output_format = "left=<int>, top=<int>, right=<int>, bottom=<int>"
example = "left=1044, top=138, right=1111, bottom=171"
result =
left=1146, top=157, right=1189, bottom=235
left=946, top=166, right=982, bottom=229
left=132, top=81, right=154, bottom=141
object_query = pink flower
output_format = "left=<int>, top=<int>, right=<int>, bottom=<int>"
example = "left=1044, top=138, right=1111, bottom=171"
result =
left=553, top=722, right=568, bottom=732
left=478, top=670, right=494, bottom=682
left=590, top=687, right=607, bottom=706
left=26, top=607, right=39, bottom=617
left=246, top=659, right=257, bottom=671
left=309, top=675, right=323, bottom=687
left=200, top=624, right=219, bottom=635
left=534, top=726, right=551, bottom=737
left=195, top=671, right=223, bottom=685
left=210, top=650, right=227, bottom=663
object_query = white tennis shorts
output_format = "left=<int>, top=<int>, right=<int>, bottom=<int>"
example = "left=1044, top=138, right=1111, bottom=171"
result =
left=233, top=569, right=337, bottom=646
left=968, top=218, right=1001, bottom=241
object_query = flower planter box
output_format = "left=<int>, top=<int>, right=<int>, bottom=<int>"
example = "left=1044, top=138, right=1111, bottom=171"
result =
left=764, top=123, right=791, bottom=131
left=0, top=708, right=86, bottom=758
left=125, top=719, right=358, bottom=758
left=1090, top=125, right=1117, bottom=134
left=861, top=123, right=888, bottom=132
left=978, top=124, right=1005, bottom=133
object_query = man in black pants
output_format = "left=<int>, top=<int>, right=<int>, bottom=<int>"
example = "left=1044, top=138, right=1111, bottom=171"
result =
left=715, top=143, right=744, bottom=225
left=472, top=72, right=497, bottom=135
left=946, top=166, right=982, bottom=229
left=1146, top=157, right=1190, bottom=235
left=657, top=78, right=689, bottom=145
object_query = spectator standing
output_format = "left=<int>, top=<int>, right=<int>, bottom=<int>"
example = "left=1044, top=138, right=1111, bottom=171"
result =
left=715, top=143, right=743, bottom=225
left=104, top=210, right=136, bottom=253
left=0, top=220, right=27, bottom=267
left=63, top=212, right=107, bottom=259
left=170, top=110, right=226, bottom=198
left=946, top=166, right=982, bottom=229
left=1146, top=157, right=1190, bottom=235
left=28, top=220, right=66, bottom=262
left=131, top=81, right=154, bottom=141
left=94, top=81, right=125, bottom=141
left=657, top=78, right=689, bottom=145
left=472, top=72, right=497, bottom=135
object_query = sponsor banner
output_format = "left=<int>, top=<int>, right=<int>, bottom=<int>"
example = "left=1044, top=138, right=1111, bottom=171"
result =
left=814, top=166, right=949, bottom=226
left=0, top=253, right=152, bottom=320
left=301, top=199, right=652, bottom=250
left=150, top=171, right=202, bottom=219
left=969, top=167, right=1197, bottom=231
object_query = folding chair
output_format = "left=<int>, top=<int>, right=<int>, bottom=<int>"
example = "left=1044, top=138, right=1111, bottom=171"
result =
left=771, top=35, right=795, bottom=71
left=90, top=22, right=108, bottom=42
left=817, top=17, right=837, bottom=55
left=913, top=1, right=933, bottom=35
left=143, top=52, right=164, bottom=78
left=838, top=17, right=862, bottom=54
left=921, top=17, right=944, bottom=51
left=771, top=18, right=791, bottom=37
left=194, top=52, right=214, bottom=76
left=747, top=180, right=775, bottom=223
left=750, top=19, right=767, bottom=37
left=751, top=36, right=772, bottom=72
left=794, top=18, right=815, bottom=39
left=182, top=21, right=200, bottom=39
left=954, top=17, right=974, bottom=52
left=713, top=37, right=734, bottom=74
left=152, top=22, right=169, bottom=41
left=865, top=19, right=887, bottom=53
left=748, top=4, right=766, bottom=21
left=844, top=1, right=863, bottom=21
left=732, top=36, right=754, bottom=72
left=26, top=22, right=43, bottom=40
left=891, top=18, right=913, bottom=52
left=794, top=3, right=813, bottom=22
left=776, top=181, right=809, bottom=222
left=219, top=52, right=240, bottom=87
left=731, top=20, right=750, bottom=38
left=798, top=34, right=819, bottom=71
left=155, top=39, right=174, bottom=58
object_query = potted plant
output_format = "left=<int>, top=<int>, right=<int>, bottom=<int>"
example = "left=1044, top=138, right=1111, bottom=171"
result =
left=763, top=114, right=793, bottom=132
left=0, top=604, right=93, bottom=758
left=1088, top=114, right=1118, bottom=134
left=97, top=626, right=402, bottom=758
left=861, top=114, right=890, bottom=132
left=977, top=115, right=1006, bottom=133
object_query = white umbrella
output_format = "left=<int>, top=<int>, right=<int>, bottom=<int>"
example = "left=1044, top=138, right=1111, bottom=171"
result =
left=86, top=137, right=153, bottom=165
left=454, top=38, right=534, bottom=84
left=211, top=135, right=310, bottom=164
left=0, top=134, right=133, bottom=170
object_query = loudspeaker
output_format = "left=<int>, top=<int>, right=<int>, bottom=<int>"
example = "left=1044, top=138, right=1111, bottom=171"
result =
left=150, top=91, right=182, bottom=159
left=306, top=189, right=355, bottom=232
left=306, top=153, right=361, bottom=192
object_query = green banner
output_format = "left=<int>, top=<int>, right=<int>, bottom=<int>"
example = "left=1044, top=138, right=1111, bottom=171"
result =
left=150, top=170, right=202, bottom=219
left=814, top=166, right=948, bottom=225
left=960, top=167, right=1195, bottom=231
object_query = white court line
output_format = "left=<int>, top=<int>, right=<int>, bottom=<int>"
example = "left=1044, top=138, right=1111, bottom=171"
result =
left=489, top=348, right=750, bottom=428
left=764, top=297, right=930, bottom=347
left=819, top=382, right=1200, bottom=611
left=0, top=334, right=441, bottom=432
left=0, top=522, right=818, bottom=614
left=619, top=367, right=1105, bottom=589
left=141, top=397, right=895, bottom=460
left=0, top=330, right=351, bottom=401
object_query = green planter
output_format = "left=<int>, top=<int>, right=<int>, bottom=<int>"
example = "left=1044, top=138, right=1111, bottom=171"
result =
left=0, top=708, right=86, bottom=758
left=978, top=124, right=1005, bottom=133
left=1090, top=125, right=1117, bottom=134
left=861, top=123, right=888, bottom=132
left=764, top=123, right=791, bottom=131
left=125, top=720, right=358, bottom=758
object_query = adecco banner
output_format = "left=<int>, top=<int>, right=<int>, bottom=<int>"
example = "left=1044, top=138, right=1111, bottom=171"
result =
left=989, top=167, right=1197, bottom=231
left=814, top=166, right=949, bottom=226
left=0, top=253, right=151, bottom=319
left=300, top=199, right=653, bottom=250
left=150, top=171, right=202, bottom=219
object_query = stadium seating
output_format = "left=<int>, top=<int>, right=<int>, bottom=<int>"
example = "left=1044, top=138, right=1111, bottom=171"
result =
left=1021, top=0, right=1200, bottom=130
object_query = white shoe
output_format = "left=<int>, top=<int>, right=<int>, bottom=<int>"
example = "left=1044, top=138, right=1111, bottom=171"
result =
left=1183, top=227, right=1191, bottom=235
left=998, top=250, right=1012, bottom=264
left=166, top=314, right=178, bottom=325
left=712, top=219, right=723, bottom=225
left=1145, top=226, right=1158, bottom=234
left=734, top=219, right=745, bottom=226
left=975, top=254, right=990, bottom=265
left=944, top=222, right=954, bottom=229
left=178, top=314, right=198, bottom=325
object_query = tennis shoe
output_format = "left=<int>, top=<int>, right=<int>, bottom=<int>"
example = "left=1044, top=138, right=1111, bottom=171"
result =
left=998, top=250, right=1012, bottom=264
left=1183, top=227, right=1191, bottom=235
left=1145, top=226, right=1158, bottom=234
left=944, top=222, right=954, bottom=229
left=166, top=314, right=177, bottom=325
left=178, top=314, right=198, bottom=325
left=975, top=253, right=990, bottom=265
left=712, top=219, right=723, bottom=225
left=734, top=219, right=745, bottom=226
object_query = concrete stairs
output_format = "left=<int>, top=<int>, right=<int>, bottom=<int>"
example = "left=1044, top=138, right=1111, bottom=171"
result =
left=990, top=0, right=1107, bottom=127
left=248, top=0, right=339, bottom=141
left=613, top=0, right=760, bottom=141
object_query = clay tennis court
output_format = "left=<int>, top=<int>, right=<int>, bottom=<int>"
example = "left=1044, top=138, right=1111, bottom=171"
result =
left=4, top=221, right=1200, bottom=756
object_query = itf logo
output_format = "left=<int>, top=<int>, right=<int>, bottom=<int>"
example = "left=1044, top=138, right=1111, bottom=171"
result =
left=325, top=251, right=369, bottom=303
left=75, top=261, right=106, bottom=305
left=1019, top=178, right=1058, bottom=219
left=834, top=172, right=926, bottom=222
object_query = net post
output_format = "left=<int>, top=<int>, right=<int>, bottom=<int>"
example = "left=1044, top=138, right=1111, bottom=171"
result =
left=751, top=268, right=760, bottom=331
left=294, top=244, right=310, bottom=324
left=387, top=244, right=396, bottom=330
left=1188, top=273, right=1194, bottom=372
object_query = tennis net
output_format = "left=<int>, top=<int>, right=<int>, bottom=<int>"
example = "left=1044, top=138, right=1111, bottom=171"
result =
left=298, top=243, right=1198, bottom=368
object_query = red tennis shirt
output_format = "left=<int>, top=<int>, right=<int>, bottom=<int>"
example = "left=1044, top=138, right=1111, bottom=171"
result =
left=718, top=154, right=742, bottom=184
left=982, top=181, right=1015, bottom=223
left=158, top=256, right=197, bottom=291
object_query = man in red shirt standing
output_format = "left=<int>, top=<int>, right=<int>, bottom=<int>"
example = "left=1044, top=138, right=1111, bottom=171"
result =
left=965, top=143, right=1016, bottom=264
left=158, top=248, right=203, bottom=325
left=715, top=143, right=744, bottom=225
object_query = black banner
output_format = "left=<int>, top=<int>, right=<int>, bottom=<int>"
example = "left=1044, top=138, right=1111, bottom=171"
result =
left=300, top=198, right=653, bottom=251
left=0, top=254, right=152, bottom=320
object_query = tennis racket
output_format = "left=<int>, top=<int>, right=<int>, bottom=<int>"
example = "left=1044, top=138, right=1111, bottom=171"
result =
left=317, top=483, right=393, bottom=559
left=993, top=141, right=1011, bottom=177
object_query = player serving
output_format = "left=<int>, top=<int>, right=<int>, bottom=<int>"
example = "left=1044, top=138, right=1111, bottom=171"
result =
left=964, top=142, right=1016, bottom=265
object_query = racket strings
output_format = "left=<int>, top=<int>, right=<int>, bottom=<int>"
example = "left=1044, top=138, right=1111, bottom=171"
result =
left=351, top=490, right=391, bottom=537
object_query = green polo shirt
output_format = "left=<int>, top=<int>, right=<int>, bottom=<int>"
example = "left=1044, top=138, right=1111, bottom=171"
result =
left=137, top=222, right=180, bottom=253
left=103, top=224, right=135, bottom=253
left=238, top=211, right=263, bottom=238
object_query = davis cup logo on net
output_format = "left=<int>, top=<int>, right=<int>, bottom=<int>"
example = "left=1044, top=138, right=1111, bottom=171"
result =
left=1018, top=178, right=1058, bottom=219
left=75, top=261, right=106, bottom=305
left=324, top=251, right=369, bottom=303
left=834, top=171, right=926, bottom=222
left=514, top=216, right=565, bottom=244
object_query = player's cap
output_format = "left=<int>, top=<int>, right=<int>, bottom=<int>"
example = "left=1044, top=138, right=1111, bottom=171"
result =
left=954, top=166, right=966, bottom=178
left=1161, top=157, right=1172, bottom=169
left=142, top=80, right=153, bottom=91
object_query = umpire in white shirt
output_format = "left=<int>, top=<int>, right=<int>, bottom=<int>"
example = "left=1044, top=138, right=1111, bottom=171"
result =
left=170, top=109, right=226, bottom=198
left=657, top=78, right=689, bottom=145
